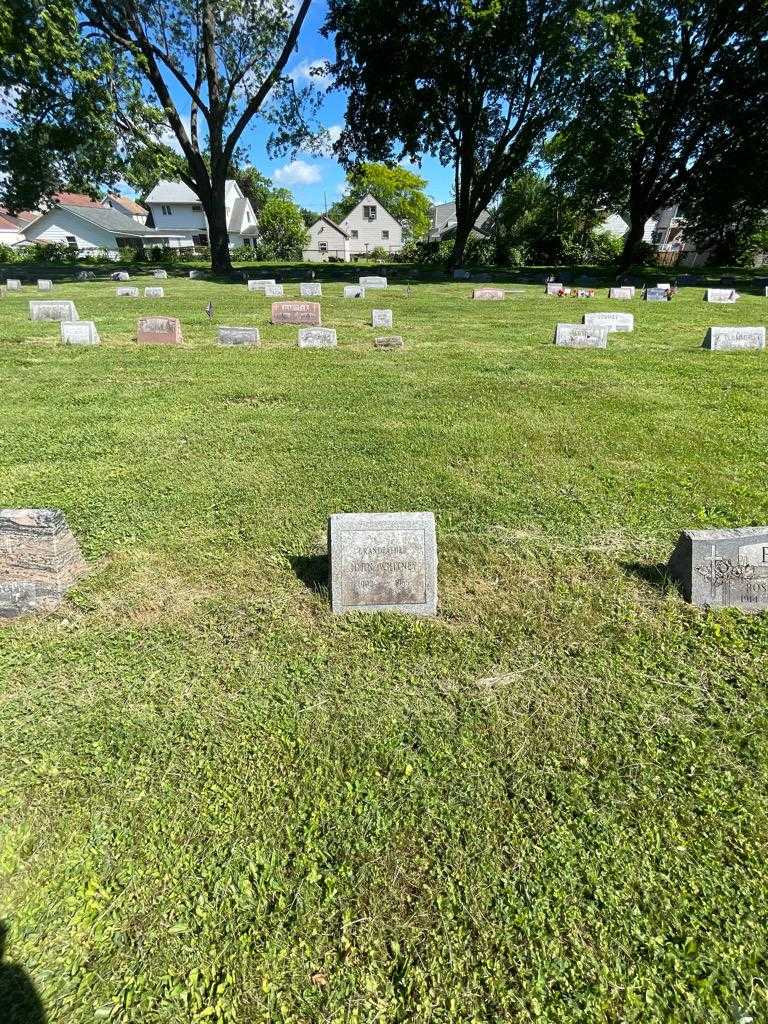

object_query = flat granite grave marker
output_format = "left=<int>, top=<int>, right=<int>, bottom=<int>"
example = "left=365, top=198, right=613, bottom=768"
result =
left=153, top=269, right=168, bottom=279
left=668, top=526, right=768, bottom=612
left=609, top=286, right=635, bottom=300
left=300, top=282, right=322, bottom=297
left=263, top=284, right=284, bottom=297
left=29, top=300, right=78, bottom=322
left=645, top=287, right=668, bottom=302
left=144, top=287, right=164, bottom=298
left=372, top=309, right=393, bottom=327
left=111, top=271, right=130, bottom=281
left=703, top=326, right=765, bottom=350
left=359, top=275, right=387, bottom=289
left=554, top=323, right=609, bottom=348
left=329, top=511, right=437, bottom=616
left=473, top=288, right=504, bottom=300
left=374, top=336, right=404, bottom=350
left=37, top=279, right=53, bottom=291
left=0, top=508, right=87, bottom=618
left=60, top=320, right=100, bottom=345
left=247, top=278, right=276, bottom=292
left=706, top=288, right=738, bottom=303
left=583, top=312, right=634, bottom=333
left=272, top=301, right=321, bottom=326
left=344, top=285, right=365, bottom=299
left=218, top=326, right=260, bottom=346
left=546, top=282, right=564, bottom=295
left=6, top=279, right=21, bottom=290
left=137, top=316, right=183, bottom=345
left=298, top=327, right=337, bottom=348
left=117, top=287, right=139, bottom=297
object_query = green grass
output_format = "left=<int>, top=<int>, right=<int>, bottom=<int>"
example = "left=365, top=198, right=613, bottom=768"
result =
left=1, top=266, right=767, bottom=1023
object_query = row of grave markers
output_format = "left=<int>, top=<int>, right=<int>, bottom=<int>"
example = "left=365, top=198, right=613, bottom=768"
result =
left=468, top=283, right=754, bottom=302
left=1, top=508, right=766, bottom=619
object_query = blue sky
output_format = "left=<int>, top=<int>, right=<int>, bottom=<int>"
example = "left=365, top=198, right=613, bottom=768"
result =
left=138, top=1, right=455, bottom=213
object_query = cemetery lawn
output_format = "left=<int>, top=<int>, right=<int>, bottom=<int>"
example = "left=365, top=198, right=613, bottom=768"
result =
left=2, top=266, right=767, bottom=1024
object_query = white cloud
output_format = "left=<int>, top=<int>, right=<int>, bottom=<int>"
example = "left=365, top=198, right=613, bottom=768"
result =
left=289, top=59, right=332, bottom=91
left=335, top=181, right=350, bottom=197
left=274, top=159, right=322, bottom=185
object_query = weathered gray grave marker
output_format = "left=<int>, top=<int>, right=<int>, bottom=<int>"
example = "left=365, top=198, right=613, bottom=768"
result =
left=703, top=326, right=765, bottom=350
left=546, top=282, right=564, bottom=295
left=300, top=282, right=322, bottom=297
left=0, top=508, right=87, bottom=618
left=328, top=511, right=437, bottom=616
left=6, top=279, right=21, bottom=290
left=372, top=309, right=393, bottom=327
left=374, top=336, right=404, bottom=350
left=359, top=275, right=387, bottom=289
left=645, top=287, right=668, bottom=302
left=247, top=278, right=276, bottom=292
left=583, top=312, right=634, bottom=333
left=298, top=327, right=337, bottom=348
left=554, top=323, right=609, bottom=348
left=668, top=527, right=768, bottom=611
left=473, top=288, right=504, bottom=300
left=344, top=285, right=365, bottom=299
left=218, top=326, right=260, bottom=346
left=153, top=269, right=168, bottom=279
left=37, top=279, right=53, bottom=291
left=706, top=288, right=738, bottom=303
left=144, top=287, right=164, bottom=298
left=60, top=321, right=100, bottom=345
left=29, top=300, right=78, bottom=322
left=609, top=286, right=635, bottom=300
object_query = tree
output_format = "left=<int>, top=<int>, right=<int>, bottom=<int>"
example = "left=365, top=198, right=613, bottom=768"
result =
left=300, top=207, right=320, bottom=228
left=328, top=163, right=431, bottom=238
left=0, top=0, right=316, bottom=272
left=323, top=0, right=576, bottom=266
left=549, top=0, right=768, bottom=269
left=257, top=195, right=309, bottom=259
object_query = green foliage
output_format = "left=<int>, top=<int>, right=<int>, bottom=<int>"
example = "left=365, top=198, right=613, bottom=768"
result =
left=1, top=273, right=768, bottom=1021
left=255, top=195, right=308, bottom=260
left=329, top=163, right=432, bottom=239
left=25, top=241, right=73, bottom=263
left=0, top=243, right=18, bottom=263
left=229, top=245, right=261, bottom=263
left=300, top=207, right=320, bottom=228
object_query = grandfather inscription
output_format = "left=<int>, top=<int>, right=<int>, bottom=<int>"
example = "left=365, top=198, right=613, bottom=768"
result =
left=272, top=301, right=321, bottom=326
left=218, top=326, right=260, bottom=346
left=473, top=288, right=504, bottom=300
left=374, top=335, right=404, bottom=349
left=37, top=279, right=53, bottom=291
left=645, top=287, right=668, bottom=302
left=300, top=282, right=322, bottom=297
left=29, top=300, right=78, bottom=322
left=137, top=316, right=182, bottom=345
left=60, top=320, right=100, bottom=345
left=703, top=326, right=765, bottom=350
left=247, top=279, right=276, bottom=292
left=668, top=527, right=768, bottom=612
left=372, top=309, right=393, bottom=327
left=554, top=323, right=608, bottom=348
left=609, top=286, right=635, bottom=299
left=0, top=508, right=87, bottom=618
left=329, top=511, right=437, bottom=615
left=359, top=275, right=387, bottom=289
left=344, top=285, right=364, bottom=299
left=144, top=287, right=164, bottom=298
left=706, top=288, right=737, bottom=303
left=298, top=327, right=336, bottom=348
left=583, top=312, right=634, bottom=333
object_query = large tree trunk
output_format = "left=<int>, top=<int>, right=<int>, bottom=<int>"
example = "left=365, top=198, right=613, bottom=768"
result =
left=449, top=220, right=473, bottom=268
left=206, top=174, right=232, bottom=273
left=620, top=177, right=652, bottom=271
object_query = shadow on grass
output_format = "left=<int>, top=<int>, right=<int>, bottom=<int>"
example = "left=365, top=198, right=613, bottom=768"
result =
left=0, top=922, right=46, bottom=1024
left=622, top=561, right=680, bottom=596
left=289, top=554, right=329, bottom=598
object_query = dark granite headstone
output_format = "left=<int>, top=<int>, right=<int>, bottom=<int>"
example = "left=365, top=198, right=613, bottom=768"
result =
left=0, top=508, right=86, bottom=618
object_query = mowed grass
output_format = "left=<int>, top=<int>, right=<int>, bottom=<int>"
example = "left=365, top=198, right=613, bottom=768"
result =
left=1, top=265, right=767, bottom=1023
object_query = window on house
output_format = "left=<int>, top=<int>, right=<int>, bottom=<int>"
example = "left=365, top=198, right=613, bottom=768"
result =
left=193, top=233, right=208, bottom=246
left=161, top=204, right=172, bottom=216
left=351, top=229, right=359, bottom=239
left=192, top=204, right=202, bottom=212
left=363, top=205, right=377, bottom=221
left=381, top=230, right=389, bottom=240
left=319, top=241, right=328, bottom=252
left=65, top=235, right=77, bottom=247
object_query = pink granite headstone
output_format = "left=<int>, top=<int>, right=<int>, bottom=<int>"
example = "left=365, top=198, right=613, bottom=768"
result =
left=137, top=316, right=183, bottom=345
left=271, top=301, right=321, bottom=326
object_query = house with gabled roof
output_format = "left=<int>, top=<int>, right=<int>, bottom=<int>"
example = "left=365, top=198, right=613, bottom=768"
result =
left=144, top=179, right=259, bottom=248
left=22, top=198, right=188, bottom=253
left=106, top=194, right=149, bottom=224
left=303, top=214, right=351, bottom=262
left=338, top=193, right=403, bottom=256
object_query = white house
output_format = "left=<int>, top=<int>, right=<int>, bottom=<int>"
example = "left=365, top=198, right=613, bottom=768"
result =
left=144, top=179, right=258, bottom=248
left=428, top=202, right=492, bottom=242
left=106, top=194, right=148, bottom=224
left=303, top=215, right=351, bottom=262
left=22, top=201, right=187, bottom=253
left=0, top=209, right=37, bottom=247
left=338, top=193, right=404, bottom=257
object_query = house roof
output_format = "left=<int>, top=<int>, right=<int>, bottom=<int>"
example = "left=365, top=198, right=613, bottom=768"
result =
left=27, top=203, right=185, bottom=239
left=311, top=214, right=349, bottom=239
left=342, top=192, right=402, bottom=227
left=107, top=194, right=148, bottom=216
left=53, top=192, right=103, bottom=207
left=145, top=180, right=200, bottom=204
left=229, top=196, right=252, bottom=234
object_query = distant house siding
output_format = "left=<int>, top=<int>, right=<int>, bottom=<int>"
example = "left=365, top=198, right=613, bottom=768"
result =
left=340, top=195, right=403, bottom=255
left=23, top=209, right=118, bottom=250
left=303, top=220, right=350, bottom=262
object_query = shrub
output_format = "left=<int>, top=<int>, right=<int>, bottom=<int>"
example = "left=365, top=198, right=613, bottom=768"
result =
left=369, top=246, right=389, bottom=261
left=230, top=245, right=260, bottom=263
left=464, top=236, right=494, bottom=265
left=27, top=241, right=72, bottom=264
left=0, top=244, right=17, bottom=263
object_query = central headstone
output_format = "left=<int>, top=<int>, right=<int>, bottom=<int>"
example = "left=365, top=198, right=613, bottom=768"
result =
left=29, top=300, right=78, bottom=322
left=344, top=285, right=365, bottom=299
left=554, top=323, right=609, bottom=348
left=144, top=287, right=164, bottom=298
left=583, top=312, right=634, bottom=333
left=668, top=527, right=768, bottom=612
left=645, top=287, right=668, bottom=302
left=298, top=327, right=337, bottom=348
left=218, top=326, right=260, bottom=346
left=609, top=286, right=635, bottom=300
left=300, top=282, right=322, bottom=297
left=60, top=321, right=100, bottom=345
left=0, top=508, right=87, bottom=618
left=271, top=301, right=321, bottom=326
left=359, top=275, right=387, bottom=289
left=37, top=279, right=53, bottom=291
left=247, top=279, right=276, bottom=292
left=264, top=283, right=284, bottom=297
left=372, top=309, right=393, bottom=327
left=473, top=288, right=504, bottom=300
left=328, top=511, right=437, bottom=616
left=706, top=288, right=738, bottom=303
left=137, top=316, right=183, bottom=345
left=374, top=335, right=404, bottom=349
left=703, top=326, right=765, bottom=350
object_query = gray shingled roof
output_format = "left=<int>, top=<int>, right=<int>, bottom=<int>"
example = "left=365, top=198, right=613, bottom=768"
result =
left=58, top=204, right=167, bottom=237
